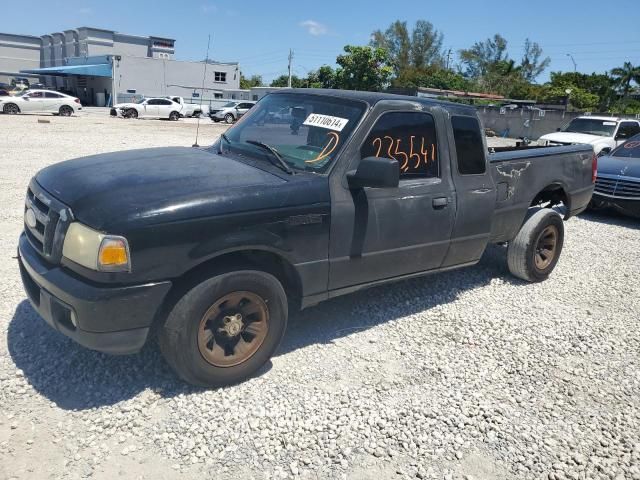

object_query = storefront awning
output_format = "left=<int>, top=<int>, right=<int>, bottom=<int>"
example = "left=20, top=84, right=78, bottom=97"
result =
left=20, top=63, right=112, bottom=78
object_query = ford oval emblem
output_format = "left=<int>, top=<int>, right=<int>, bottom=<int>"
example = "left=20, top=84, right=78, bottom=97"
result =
left=25, top=208, right=37, bottom=229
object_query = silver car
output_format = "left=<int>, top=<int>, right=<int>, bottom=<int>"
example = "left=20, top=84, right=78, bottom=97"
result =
left=209, top=101, right=255, bottom=123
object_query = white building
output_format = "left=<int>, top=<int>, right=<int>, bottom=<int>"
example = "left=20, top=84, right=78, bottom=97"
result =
left=0, top=27, right=240, bottom=106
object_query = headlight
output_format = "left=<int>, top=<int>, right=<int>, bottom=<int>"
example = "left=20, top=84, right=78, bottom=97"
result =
left=62, top=222, right=131, bottom=272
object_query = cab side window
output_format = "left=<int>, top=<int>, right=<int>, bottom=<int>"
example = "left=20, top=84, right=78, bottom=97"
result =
left=452, top=116, right=486, bottom=175
left=360, top=111, right=438, bottom=179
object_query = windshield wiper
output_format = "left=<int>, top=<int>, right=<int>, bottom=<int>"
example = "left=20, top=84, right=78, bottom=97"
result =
left=245, top=140, right=293, bottom=175
left=218, top=133, right=231, bottom=154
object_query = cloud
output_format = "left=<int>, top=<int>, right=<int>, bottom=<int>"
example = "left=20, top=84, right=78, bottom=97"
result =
left=300, top=20, right=328, bottom=36
left=201, top=4, right=217, bottom=14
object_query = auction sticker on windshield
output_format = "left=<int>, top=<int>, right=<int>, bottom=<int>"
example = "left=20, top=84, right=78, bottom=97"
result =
left=303, top=114, right=349, bottom=131
left=603, top=122, right=617, bottom=126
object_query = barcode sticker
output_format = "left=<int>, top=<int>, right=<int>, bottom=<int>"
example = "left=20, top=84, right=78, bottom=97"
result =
left=303, top=114, right=349, bottom=131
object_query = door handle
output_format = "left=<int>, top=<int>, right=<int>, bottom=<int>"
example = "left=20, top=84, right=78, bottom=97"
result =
left=432, top=197, right=449, bottom=209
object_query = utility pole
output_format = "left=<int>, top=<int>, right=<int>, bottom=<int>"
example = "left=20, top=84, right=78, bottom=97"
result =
left=566, top=53, right=577, bottom=73
left=288, top=49, right=294, bottom=88
left=446, top=49, right=452, bottom=70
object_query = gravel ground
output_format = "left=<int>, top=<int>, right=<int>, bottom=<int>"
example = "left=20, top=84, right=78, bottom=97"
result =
left=1, top=113, right=639, bottom=480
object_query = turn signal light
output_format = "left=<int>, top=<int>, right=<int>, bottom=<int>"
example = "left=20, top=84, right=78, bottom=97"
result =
left=98, top=238, right=130, bottom=271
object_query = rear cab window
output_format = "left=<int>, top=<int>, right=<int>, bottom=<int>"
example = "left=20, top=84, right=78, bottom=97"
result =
left=360, top=111, right=439, bottom=180
left=451, top=116, right=486, bottom=175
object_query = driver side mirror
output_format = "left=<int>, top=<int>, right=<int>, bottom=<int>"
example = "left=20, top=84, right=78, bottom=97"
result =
left=347, top=157, right=399, bottom=189
left=556, top=127, right=561, bottom=132
left=615, top=132, right=628, bottom=141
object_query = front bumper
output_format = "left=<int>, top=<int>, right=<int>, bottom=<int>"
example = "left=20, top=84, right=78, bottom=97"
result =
left=18, top=233, right=172, bottom=355
left=591, top=193, right=640, bottom=218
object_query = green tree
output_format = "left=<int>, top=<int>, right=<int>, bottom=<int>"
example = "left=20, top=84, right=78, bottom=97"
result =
left=459, top=34, right=509, bottom=78
left=520, top=39, right=550, bottom=82
left=610, top=62, right=640, bottom=100
left=333, top=46, right=394, bottom=91
left=270, top=74, right=306, bottom=88
left=544, top=72, right=616, bottom=111
left=239, top=74, right=263, bottom=89
left=371, top=20, right=444, bottom=74
left=392, top=65, right=473, bottom=91
left=305, top=65, right=336, bottom=89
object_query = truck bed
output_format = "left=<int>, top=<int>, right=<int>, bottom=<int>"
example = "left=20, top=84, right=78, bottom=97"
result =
left=488, top=144, right=595, bottom=243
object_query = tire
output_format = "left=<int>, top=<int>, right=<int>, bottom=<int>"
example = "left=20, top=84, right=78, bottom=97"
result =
left=507, top=209, right=564, bottom=282
left=125, top=108, right=138, bottom=119
left=158, top=270, right=288, bottom=387
left=169, top=111, right=180, bottom=121
left=192, top=111, right=201, bottom=119
left=3, top=103, right=20, bottom=115
left=224, top=113, right=235, bottom=124
left=59, top=105, right=73, bottom=117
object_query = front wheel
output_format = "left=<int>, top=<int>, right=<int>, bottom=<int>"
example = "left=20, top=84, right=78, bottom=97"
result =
left=507, top=209, right=564, bottom=282
left=159, top=270, right=288, bottom=387
left=125, top=108, right=138, bottom=119
left=3, top=103, right=20, bottom=115
left=224, top=113, right=235, bottom=124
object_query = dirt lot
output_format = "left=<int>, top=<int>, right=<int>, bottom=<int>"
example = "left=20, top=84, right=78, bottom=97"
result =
left=0, top=113, right=639, bottom=480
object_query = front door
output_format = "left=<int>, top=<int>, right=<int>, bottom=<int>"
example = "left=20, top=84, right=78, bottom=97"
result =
left=142, top=99, right=159, bottom=117
left=328, top=104, right=456, bottom=290
left=21, top=91, right=45, bottom=112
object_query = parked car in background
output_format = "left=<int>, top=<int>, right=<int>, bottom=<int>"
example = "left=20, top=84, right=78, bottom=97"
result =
left=0, top=89, right=81, bottom=116
left=110, top=97, right=182, bottom=120
left=169, top=96, right=209, bottom=118
left=539, top=116, right=640, bottom=156
left=209, top=101, right=255, bottom=123
left=591, top=134, right=640, bottom=217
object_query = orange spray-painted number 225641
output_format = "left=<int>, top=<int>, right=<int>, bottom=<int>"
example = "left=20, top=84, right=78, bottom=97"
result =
left=371, top=136, right=436, bottom=172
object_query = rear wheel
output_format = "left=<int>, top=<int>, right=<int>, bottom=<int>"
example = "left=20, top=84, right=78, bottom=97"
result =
left=3, top=103, right=19, bottom=115
left=507, top=209, right=564, bottom=282
left=59, top=105, right=73, bottom=117
left=224, top=113, right=235, bottom=124
left=159, top=270, right=288, bottom=387
left=169, top=111, right=180, bottom=121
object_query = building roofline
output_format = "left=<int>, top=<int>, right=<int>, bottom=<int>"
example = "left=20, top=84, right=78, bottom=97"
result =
left=0, top=31, right=42, bottom=40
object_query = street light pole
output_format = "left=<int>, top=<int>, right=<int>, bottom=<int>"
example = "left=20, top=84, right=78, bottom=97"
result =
left=566, top=53, right=577, bottom=73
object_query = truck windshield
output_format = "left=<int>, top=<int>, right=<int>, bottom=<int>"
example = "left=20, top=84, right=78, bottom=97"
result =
left=218, top=93, right=366, bottom=173
left=563, top=118, right=617, bottom=137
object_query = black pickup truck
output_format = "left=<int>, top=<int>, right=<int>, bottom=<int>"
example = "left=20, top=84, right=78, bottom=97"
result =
left=18, top=89, right=596, bottom=387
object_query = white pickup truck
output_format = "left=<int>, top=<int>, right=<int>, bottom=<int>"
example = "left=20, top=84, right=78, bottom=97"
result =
left=540, top=116, right=640, bottom=155
left=169, top=96, right=209, bottom=118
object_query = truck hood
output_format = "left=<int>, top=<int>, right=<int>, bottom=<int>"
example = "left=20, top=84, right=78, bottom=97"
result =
left=539, top=132, right=608, bottom=145
left=34, top=147, right=298, bottom=231
left=597, top=155, right=640, bottom=178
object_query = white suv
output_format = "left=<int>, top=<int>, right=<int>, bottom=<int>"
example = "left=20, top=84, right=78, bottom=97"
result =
left=540, top=116, right=640, bottom=155
left=0, top=89, right=82, bottom=116
left=209, top=101, right=256, bottom=123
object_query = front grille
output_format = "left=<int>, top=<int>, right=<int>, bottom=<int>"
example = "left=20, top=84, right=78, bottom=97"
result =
left=595, top=174, right=640, bottom=199
left=24, top=180, right=72, bottom=264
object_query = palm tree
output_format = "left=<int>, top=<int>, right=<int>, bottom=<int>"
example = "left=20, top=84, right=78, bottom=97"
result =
left=611, top=62, right=640, bottom=100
